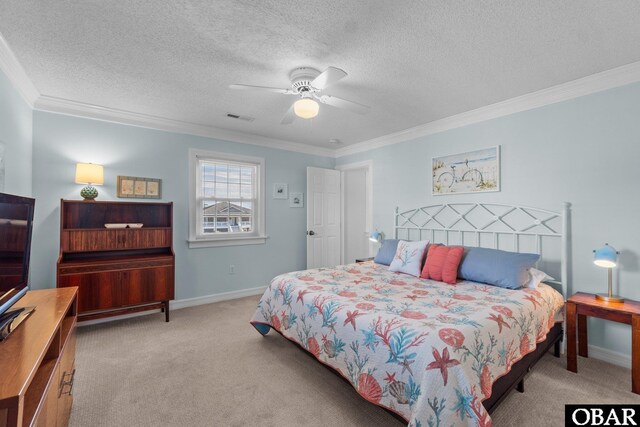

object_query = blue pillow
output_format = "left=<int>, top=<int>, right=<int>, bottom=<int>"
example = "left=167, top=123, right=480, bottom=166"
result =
left=373, top=239, right=400, bottom=266
left=458, top=247, right=540, bottom=289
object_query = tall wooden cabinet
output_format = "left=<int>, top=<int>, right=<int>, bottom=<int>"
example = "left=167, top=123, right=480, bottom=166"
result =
left=56, top=200, right=174, bottom=322
left=0, top=288, right=78, bottom=427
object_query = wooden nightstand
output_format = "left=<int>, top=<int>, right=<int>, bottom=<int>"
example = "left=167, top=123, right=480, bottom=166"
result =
left=566, top=292, right=640, bottom=394
left=355, top=257, right=374, bottom=263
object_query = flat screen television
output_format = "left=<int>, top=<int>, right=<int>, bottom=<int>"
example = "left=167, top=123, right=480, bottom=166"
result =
left=0, top=192, right=35, bottom=338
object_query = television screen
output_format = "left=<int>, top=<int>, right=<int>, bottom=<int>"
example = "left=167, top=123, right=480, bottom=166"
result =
left=0, top=192, right=34, bottom=317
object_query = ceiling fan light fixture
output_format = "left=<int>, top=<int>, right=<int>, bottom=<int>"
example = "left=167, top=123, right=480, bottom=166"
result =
left=231, top=66, right=369, bottom=124
left=294, top=98, right=319, bottom=119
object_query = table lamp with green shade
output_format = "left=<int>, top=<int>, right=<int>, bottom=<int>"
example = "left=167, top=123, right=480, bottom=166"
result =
left=593, top=243, right=622, bottom=303
left=75, top=163, right=104, bottom=201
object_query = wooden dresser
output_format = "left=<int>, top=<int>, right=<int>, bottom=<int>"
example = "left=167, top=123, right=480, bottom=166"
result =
left=56, top=200, right=175, bottom=322
left=0, top=287, right=78, bottom=427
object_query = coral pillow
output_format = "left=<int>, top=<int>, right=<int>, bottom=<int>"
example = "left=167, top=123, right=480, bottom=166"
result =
left=388, top=240, right=430, bottom=277
left=420, top=244, right=464, bottom=284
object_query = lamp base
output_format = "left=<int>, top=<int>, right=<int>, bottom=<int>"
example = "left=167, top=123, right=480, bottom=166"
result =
left=595, top=293, right=624, bottom=303
left=80, top=185, right=99, bottom=201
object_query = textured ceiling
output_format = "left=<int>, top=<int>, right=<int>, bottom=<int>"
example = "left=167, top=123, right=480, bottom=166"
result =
left=1, top=1, right=640, bottom=148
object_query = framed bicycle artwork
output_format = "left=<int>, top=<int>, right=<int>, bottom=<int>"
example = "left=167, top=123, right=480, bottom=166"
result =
left=432, top=146, right=500, bottom=195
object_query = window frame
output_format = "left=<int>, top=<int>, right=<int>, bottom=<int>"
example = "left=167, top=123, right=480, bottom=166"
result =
left=188, top=149, right=267, bottom=248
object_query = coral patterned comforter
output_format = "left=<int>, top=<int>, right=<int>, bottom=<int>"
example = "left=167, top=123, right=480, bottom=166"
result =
left=250, top=262, right=564, bottom=427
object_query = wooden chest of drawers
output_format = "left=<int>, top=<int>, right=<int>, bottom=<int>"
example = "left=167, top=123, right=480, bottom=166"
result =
left=56, top=200, right=175, bottom=322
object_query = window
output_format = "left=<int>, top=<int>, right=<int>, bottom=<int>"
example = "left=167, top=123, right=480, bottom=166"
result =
left=189, top=149, right=266, bottom=248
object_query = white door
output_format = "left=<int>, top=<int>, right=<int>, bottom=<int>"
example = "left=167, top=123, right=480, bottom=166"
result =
left=307, top=167, right=341, bottom=269
left=343, top=168, right=369, bottom=263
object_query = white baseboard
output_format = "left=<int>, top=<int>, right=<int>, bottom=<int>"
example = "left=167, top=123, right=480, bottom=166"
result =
left=171, top=286, right=266, bottom=310
left=77, top=286, right=266, bottom=327
left=587, top=344, right=631, bottom=369
left=77, top=309, right=161, bottom=326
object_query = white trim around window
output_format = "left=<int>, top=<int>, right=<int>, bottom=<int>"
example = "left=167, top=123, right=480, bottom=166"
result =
left=188, top=148, right=267, bottom=248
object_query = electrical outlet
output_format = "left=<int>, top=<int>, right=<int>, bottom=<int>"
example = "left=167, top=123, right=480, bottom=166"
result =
left=229, top=264, right=235, bottom=274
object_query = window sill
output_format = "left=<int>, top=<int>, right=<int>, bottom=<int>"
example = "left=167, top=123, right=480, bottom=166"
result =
left=187, top=235, right=268, bottom=248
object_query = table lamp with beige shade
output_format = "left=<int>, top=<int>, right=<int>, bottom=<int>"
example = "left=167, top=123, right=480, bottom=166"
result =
left=75, top=163, right=104, bottom=201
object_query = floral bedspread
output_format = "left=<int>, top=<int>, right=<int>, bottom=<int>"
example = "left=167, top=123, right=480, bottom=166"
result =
left=250, top=262, right=564, bottom=427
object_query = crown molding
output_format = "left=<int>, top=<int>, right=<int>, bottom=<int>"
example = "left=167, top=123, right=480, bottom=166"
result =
left=0, top=32, right=39, bottom=107
left=34, top=95, right=335, bottom=157
left=335, top=61, right=640, bottom=158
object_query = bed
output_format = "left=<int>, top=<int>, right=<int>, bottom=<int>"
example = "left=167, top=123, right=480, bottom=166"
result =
left=251, top=202, right=570, bottom=427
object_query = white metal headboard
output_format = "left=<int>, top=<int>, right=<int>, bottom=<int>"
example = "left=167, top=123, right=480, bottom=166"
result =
left=394, top=202, right=570, bottom=297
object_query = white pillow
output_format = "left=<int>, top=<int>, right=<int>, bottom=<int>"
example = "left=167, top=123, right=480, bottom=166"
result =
left=526, top=267, right=554, bottom=289
left=388, top=240, right=429, bottom=277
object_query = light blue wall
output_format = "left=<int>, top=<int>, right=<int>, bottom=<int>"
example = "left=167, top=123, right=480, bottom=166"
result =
left=30, top=111, right=334, bottom=300
left=337, top=82, right=640, bottom=358
left=0, top=70, right=32, bottom=196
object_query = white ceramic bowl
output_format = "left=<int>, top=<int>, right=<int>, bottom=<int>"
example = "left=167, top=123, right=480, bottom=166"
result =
left=104, top=223, right=128, bottom=229
left=128, top=223, right=143, bottom=228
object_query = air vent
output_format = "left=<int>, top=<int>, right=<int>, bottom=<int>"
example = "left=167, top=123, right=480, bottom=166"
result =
left=226, top=113, right=255, bottom=122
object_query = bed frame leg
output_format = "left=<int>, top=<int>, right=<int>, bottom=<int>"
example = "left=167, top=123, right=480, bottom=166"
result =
left=554, top=339, right=561, bottom=358
left=516, top=379, right=524, bottom=393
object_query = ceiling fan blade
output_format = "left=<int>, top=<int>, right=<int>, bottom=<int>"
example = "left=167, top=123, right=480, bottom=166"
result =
left=311, top=67, right=347, bottom=90
left=229, top=84, right=295, bottom=95
left=280, top=103, right=296, bottom=125
left=317, top=95, right=370, bottom=115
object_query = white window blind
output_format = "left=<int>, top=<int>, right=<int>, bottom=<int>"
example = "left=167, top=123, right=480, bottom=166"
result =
left=189, top=150, right=266, bottom=248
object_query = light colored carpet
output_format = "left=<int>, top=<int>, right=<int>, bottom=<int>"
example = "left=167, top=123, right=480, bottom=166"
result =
left=70, top=296, right=638, bottom=427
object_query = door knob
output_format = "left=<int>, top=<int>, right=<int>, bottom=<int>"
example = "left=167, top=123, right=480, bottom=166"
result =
left=307, top=230, right=315, bottom=236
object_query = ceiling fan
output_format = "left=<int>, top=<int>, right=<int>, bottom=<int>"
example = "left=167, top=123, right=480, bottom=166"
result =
left=229, top=67, right=370, bottom=124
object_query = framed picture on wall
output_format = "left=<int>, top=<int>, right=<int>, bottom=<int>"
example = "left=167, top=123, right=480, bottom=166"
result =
left=119, top=177, right=135, bottom=196
left=117, top=176, right=162, bottom=199
left=289, top=192, right=304, bottom=208
left=273, top=183, right=288, bottom=199
left=146, top=180, right=160, bottom=197
left=432, top=146, right=500, bottom=195
left=134, top=180, right=147, bottom=196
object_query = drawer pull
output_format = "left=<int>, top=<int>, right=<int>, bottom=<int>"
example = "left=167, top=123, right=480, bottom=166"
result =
left=59, top=368, right=76, bottom=397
